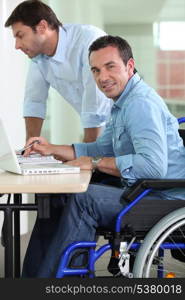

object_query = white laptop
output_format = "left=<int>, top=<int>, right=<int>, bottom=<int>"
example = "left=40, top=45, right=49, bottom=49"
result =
left=0, top=119, right=80, bottom=175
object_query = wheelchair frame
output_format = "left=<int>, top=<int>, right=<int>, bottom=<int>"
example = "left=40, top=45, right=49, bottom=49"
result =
left=56, top=117, right=185, bottom=278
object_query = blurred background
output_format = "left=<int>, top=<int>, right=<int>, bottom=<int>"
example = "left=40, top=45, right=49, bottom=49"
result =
left=0, top=0, right=185, bottom=246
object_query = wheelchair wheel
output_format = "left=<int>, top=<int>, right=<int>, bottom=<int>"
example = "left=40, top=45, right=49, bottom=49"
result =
left=133, top=207, right=185, bottom=278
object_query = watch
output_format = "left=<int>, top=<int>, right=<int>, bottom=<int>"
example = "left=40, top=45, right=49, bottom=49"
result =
left=91, top=156, right=102, bottom=170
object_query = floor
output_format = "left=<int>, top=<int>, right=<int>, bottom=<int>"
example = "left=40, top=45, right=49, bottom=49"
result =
left=0, top=232, right=29, bottom=278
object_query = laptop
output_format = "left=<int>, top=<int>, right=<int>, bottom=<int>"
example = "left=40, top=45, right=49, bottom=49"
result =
left=0, top=119, right=80, bottom=175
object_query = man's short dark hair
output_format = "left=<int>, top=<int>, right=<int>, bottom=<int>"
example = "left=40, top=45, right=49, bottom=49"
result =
left=5, top=0, right=62, bottom=31
left=89, top=35, right=134, bottom=66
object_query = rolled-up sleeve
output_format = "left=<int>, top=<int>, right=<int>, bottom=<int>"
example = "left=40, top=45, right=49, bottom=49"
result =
left=23, top=61, right=49, bottom=119
left=74, top=123, right=114, bottom=157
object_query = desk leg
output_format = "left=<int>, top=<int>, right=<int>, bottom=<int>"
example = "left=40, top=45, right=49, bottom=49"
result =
left=14, top=194, right=21, bottom=278
left=4, top=208, right=13, bottom=278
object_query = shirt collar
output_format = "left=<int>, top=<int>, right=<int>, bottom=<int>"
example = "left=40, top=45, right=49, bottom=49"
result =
left=32, top=26, right=67, bottom=63
left=114, top=73, right=141, bottom=109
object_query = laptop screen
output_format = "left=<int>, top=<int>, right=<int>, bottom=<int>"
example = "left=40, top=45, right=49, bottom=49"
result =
left=0, top=119, right=22, bottom=174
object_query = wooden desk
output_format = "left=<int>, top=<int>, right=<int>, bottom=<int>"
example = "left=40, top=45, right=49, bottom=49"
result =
left=0, top=170, right=91, bottom=193
left=0, top=170, right=91, bottom=278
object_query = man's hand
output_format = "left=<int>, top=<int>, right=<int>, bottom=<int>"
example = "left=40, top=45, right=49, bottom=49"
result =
left=23, top=136, right=53, bottom=156
left=23, top=136, right=76, bottom=162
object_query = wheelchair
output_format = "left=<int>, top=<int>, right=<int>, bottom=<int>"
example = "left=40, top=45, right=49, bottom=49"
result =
left=55, top=117, right=185, bottom=278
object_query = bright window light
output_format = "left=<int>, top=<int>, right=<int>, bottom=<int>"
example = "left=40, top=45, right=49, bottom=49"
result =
left=158, top=22, right=185, bottom=50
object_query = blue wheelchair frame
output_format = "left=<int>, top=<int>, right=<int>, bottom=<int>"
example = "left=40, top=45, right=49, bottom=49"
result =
left=56, top=117, right=185, bottom=278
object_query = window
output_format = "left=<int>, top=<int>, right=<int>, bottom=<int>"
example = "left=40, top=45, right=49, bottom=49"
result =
left=155, top=22, right=185, bottom=51
left=155, top=22, right=185, bottom=105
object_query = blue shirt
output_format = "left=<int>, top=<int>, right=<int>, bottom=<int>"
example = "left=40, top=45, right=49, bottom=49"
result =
left=74, top=73, right=185, bottom=200
left=23, top=24, right=113, bottom=128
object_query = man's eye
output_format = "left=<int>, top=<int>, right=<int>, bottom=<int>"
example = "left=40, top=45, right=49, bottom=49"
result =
left=92, top=69, right=98, bottom=74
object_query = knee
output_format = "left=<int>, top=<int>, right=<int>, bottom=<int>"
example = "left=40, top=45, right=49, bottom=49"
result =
left=73, top=186, right=102, bottom=219
left=72, top=191, right=90, bottom=212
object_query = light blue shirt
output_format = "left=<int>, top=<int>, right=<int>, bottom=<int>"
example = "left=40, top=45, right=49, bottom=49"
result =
left=74, top=73, right=185, bottom=200
left=23, top=24, right=113, bottom=128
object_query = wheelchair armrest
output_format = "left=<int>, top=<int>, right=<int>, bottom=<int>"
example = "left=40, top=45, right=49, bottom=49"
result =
left=121, top=179, right=185, bottom=203
left=121, top=179, right=146, bottom=203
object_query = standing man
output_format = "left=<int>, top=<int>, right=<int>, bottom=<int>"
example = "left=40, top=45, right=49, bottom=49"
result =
left=22, top=35, right=185, bottom=277
left=5, top=0, right=112, bottom=142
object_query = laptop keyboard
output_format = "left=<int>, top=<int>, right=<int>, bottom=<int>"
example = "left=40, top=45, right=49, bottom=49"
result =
left=17, top=153, right=62, bottom=164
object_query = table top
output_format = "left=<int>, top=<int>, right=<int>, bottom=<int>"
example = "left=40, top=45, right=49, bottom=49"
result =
left=0, top=170, right=91, bottom=194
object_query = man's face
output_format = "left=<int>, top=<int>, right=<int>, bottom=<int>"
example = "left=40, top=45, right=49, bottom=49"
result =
left=90, top=46, right=134, bottom=100
left=12, top=22, right=46, bottom=58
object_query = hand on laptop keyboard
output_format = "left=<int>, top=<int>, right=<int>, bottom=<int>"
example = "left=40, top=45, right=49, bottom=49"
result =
left=17, top=153, right=63, bottom=164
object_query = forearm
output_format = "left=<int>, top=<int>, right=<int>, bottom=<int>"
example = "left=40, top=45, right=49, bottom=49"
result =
left=49, top=144, right=76, bottom=162
left=96, top=157, right=121, bottom=177
left=83, top=127, right=102, bottom=142
left=25, top=117, right=44, bottom=141
left=63, top=156, right=120, bottom=175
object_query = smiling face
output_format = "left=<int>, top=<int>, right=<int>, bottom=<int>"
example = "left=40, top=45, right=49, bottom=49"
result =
left=89, top=46, right=135, bottom=100
left=12, top=21, right=48, bottom=58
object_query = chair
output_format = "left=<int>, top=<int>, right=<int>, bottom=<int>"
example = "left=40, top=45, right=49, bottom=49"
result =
left=55, top=117, right=185, bottom=278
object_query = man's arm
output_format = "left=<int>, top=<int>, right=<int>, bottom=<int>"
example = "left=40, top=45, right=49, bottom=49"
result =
left=66, top=156, right=120, bottom=176
left=97, top=157, right=120, bottom=177
left=83, top=127, right=102, bottom=142
left=25, top=117, right=44, bottom=141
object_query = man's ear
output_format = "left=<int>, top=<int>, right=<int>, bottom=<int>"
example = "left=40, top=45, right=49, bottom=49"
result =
left=36, top=19, right=48, bottom=34
left=127, top=58, right=135, bottom=76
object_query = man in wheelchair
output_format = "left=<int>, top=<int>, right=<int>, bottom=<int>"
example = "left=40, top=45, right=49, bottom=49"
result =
left=22, top=36, right=185, bottom=278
